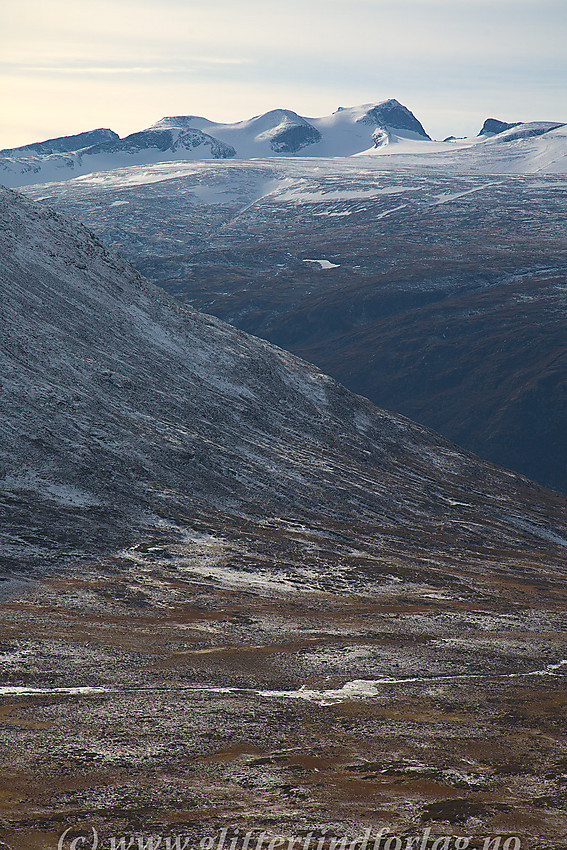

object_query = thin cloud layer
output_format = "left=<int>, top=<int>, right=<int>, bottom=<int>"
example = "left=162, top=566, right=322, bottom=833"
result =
left=1, top=0, right=565, bottom=147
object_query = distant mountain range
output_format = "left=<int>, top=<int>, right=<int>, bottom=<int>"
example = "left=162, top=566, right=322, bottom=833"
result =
left=1, top=99, right=565, bottom=187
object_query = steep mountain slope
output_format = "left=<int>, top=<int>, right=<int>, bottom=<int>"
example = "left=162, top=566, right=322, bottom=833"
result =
left=26, top=158, right=567, bottom=492
left=2, top=188, right=567, bottom=848
left=2, top=183, right=567, bottom=575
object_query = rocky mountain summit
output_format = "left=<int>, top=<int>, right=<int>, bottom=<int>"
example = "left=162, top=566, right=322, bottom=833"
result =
left=353, top=99, right=430, bottom=138
left=152, top=108, right=324, bottom=153
left=478, top=118, right=521, bottom=136
left=0, top=127, right=119, bottom=157
left=478, top=117, right=565, bottom=140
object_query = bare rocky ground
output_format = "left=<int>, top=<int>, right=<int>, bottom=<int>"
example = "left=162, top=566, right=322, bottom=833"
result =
left=1, top=513, right=567, bottom=850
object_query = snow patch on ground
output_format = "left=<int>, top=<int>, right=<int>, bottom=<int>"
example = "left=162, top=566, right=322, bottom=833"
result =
left=0, top=686, right=108, bottom=696
left=506, top=515, right=567, bottom=548
left=303, top=259, right=340, bottom=270
left=375, top=204, right=408, bottom=219
left=429, top=183, right=502, bottom=205
left=176, top=563, right=301, bottom=594
left=3, top=473, right=101, bottom=507
left=275, top=186, right=419, bottom=203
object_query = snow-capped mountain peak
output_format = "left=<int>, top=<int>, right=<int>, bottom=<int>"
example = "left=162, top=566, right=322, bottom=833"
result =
left=353, top=98, right=431, bottom=138
left=1, top=101, right=566, bottom=188
left=0, top=99, right=430, bottom=186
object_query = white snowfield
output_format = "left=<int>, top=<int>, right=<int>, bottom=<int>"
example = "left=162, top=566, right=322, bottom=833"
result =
left=1, top=100, right=565, bottom=188
left=303, top=259, right=340, bottom=270
left=356, top=122, right=567, bottom=174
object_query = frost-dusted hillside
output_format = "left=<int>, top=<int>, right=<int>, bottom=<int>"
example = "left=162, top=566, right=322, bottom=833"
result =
left=27, top=157, right=567, bottom=492
left=2, top=185, right=567, bottom=578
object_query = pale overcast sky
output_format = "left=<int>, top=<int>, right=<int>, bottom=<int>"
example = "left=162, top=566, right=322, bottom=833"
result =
left=1, top=0, right=566, bottom=148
